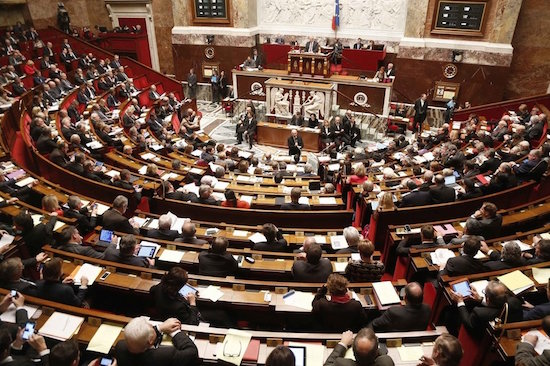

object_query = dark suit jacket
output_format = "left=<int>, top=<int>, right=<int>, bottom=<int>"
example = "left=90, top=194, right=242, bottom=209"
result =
left=413, top=98, right=428, bottom=122
left=305, top=41, right=320, bottom=53
left=198, top=251, right=239, bottom=277
left=323, top=344, right=393, bottom=366
left=291, top=259, right=333, bottom=282
left=166, top=191, right=198, bottom=202
left=523, top=302, right=550, bottom=321
left=312, top=292, right=366, bottom=332
left=253, top=238, right=288, bottom=252
left=476, top=215, right=502, bottom=240
left=458, top=297, right=521, bottom=337
left=149, top=284, right=200, bottom=325
left=57, top=242, right=104, bottom=259
left=400, top=190, right=431, bottom=207
left=281, top=202, right=311, bottom=210
left=103, top=246, right=150, bottom=268
left=114, top=331, right=199, bottom=366
left=102, top=208, right=139, bottom=234
left=288, top=136, right=304, bottom=156
left=34, top=280, right=86, bottom=307
left=22, top=216, right=57, bottom=256
left=370, top=303, right=431, bottom=332
left=148, top=228, right=180, bottom=242
left=429, top=185, right=456, bottom=204
left=440, top=255, right=487, bottom=277
left=175, top=236, right=208, bottom=245
left=515, top=342, right=550, bottom=366
left=64, top=208, right=96, bottom=234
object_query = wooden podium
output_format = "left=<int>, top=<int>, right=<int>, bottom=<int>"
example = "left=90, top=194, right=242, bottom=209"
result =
left=287, top=51, right=330, bottom=78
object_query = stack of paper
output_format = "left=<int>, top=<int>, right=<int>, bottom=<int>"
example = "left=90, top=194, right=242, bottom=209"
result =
left=397, top=345, right=425, bottom=362
left=96, top=203, right=110, bottom=215
left=0, top=233, right=15, bottom=250
left=70, top=263, right=103, bottom=285
left=199, top=285, right=224, bottom=302
left=213, top=181, right=229, bottom=191
left=498, top=270, right=535, bottom=295
left=248, top=232, right=267, bottom=244
left=182, top=183, right=200, bottom=196
left=333, top=261, right=348, bottom=272
left=313, top=235, right=327, bottom=244
left=298, top=197, right=310, bottom=205
left=330, top=235, right=348, bottom=250
left=39, top=312, right=85, bottom=341
left=282, top=291, right=315, bottom=311
left=232, top=230, right=249, bottom=237
left=15, top=177, right=36, bottom=187
left=217, top=329, right=252, bottom=365
left=533, top=268, right=550, bottom=285
left=86, top=324, right=123, bottom=354
left=430, top=248, right=455, bottom=267
left=372, top=281, right=401, bottom=306
left=158, top=249, right=185, bottom=263
left=319, top=197, right=337, bottom=205
left=523, top=330, right=550, bottom=355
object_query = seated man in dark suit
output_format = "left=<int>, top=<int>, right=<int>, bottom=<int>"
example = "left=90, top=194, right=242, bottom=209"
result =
left=418, top=334, right=463, bottom=366
left=469, top=202, right=502, bottom=239
left=34, top=257, right=88, bottom=307
left=63, top=195, right=97, bottom=235
left=396, top=225, right=445, bottom=257
left=0, top=256, right=49, bottom=294
left=55, top=225, right=105, bottom=259
left=148, top=214, right=179, bottom=241
left=370, top=282, right=431, bottom=332
left=523, top=280, right=550, bottom=321
left=0, top=326, right=49, bottom=366
left=323, top=328, right=394, bottom=366
left=399, top=180, right=432, bottom=207
left=176, top=222, right=207, bottom=245
left=191, top=185, right=219, bottom=206
left=481, top=240, right=525, bottom=270
left=114, top=316, right=198, bottom=366
left=291, top=243, right=333, bottom=282
left=290, top=111, right=305, bottom=127
left=198, top=237, right=238, bottom=277
left=429, top=174, right=456, bottom=204
left=149, top=84, right=161, bottom=102
left=281, top=187, right=311, bottom=210
left=449, top=280, right=522, bottom=338
left=439, top=237, right=487, bottom=277
left=253, top=223, right=288, bottom=252
left=515, top=315, right=550, bottom=365
left=36, top=127, right=58, bottom=154
left=103, top=235, right=153, bottom=268
left=514, top=149, right=543, bottom=180
left=102, top=195, right=140, bottom=234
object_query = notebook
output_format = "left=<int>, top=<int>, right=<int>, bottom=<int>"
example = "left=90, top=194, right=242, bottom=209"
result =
left=372, top=281, right=401, bottom=306
left=39, top=312, right=85, bottom=341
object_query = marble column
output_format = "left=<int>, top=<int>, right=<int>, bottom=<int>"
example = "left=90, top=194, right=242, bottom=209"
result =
left=403, top=0, right=430, bottom=38
left=488, top=0, right=523, bottom=44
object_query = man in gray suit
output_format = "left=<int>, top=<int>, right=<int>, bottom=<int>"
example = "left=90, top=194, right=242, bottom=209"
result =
left=323, top=328, right=394, bottom=366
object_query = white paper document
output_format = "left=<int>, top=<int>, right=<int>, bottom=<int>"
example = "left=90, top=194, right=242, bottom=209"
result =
left=158, top=249, right=185, bottom=263
left=372, top=281, right=401, bottom=306
left=282, top=291, right=315, bottom=311
left=0, top=304, right=38, bottom=323
left=15, top=177, right=36, bottom=187
left=72, top=263, right=103, bottom=285
left=248, top=232, right=267, bottom=244
left=39, top=312, right=84, bottom=341
left=86, top=323, right=123, bottom=354
left=330, top=235, right=348, bottom=250
left=199, top=285, right=224, bottom=302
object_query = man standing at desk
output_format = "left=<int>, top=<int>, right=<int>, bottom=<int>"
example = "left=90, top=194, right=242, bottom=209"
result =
left=187, top=68, right=197, bottom=99
left=288, top=129, right=303, bottom=157
left=305, top=37, right=320, bottom=53
left=413, top=93, right=428, bottom=132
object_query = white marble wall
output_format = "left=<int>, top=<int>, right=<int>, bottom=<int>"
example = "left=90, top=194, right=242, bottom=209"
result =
left=257, top=0, right=407, bottom=41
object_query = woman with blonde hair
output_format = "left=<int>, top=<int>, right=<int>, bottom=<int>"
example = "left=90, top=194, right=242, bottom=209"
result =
left=42, top=194, right=63, bottom=216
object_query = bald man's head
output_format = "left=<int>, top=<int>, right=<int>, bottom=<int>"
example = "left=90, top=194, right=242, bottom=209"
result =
left=404, top=282, right=423, bottom=305
left=353, top=328, right=379, bottom=364
left=303, top=236, right=316, bottom=252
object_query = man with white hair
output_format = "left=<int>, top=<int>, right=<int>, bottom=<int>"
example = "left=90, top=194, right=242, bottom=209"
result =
left=338, top=226, right=361, bottom=254
left=114, top=316, right=198, bottom=366
left=148, top=214, right=179, bottom=241
left=288, top=129, right=304, bottom=157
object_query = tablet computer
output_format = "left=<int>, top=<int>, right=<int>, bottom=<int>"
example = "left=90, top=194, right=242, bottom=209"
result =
left=289, top=346, right=306, bottom=366
left=178, top=283, right=198, bottom=297
left=450, top=278, right=472, bottom=298
left=97, top=229, right=113, bottom=247
left=137, top=245, right=157, bottom=258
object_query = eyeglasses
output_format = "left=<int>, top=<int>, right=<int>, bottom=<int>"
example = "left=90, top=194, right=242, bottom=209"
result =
left=223, top=340, right=242, bottom=357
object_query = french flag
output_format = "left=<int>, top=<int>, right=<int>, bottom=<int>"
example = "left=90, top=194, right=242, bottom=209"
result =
left=332, top=0, right=340, bottom=31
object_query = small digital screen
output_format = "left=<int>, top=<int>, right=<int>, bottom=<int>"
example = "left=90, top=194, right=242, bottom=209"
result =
left=99, top=229, right=113, bottom=242
left=178, top=284, right=198, bottom=297
left=452, top=281, right=471, bottom=297
left=137, top=245, right=156, bottom=258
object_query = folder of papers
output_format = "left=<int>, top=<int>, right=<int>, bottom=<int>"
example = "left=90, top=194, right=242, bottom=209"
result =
left=15, top=177, right=36, bottom=187
left=372, top=281, right=401, bottom=306
left=86, top=323, right=123, bottom=354
left=39, top=312, right=85, bottom=341
left=217, top=329, right=252, bottom=366
left=330, top=235, right=348, bottom=250
left=318, top=197, right=337, bottom=205
left=69, top=263, right=103, bottom=285
left=0, top=233, right=15, bottom=250
left=248, top=232, right=267, bottom=244
left=532, top=268, right=550, bottom=285
left=397, top=345, right=425, bottom=362
left=158, top=249, right=185, bottom=263
left=498, top=270, right=535, bottom=295
left=430, top=248, right=455, bottom=267
left=198, top=285, right=224, bottom=302
left=282, top=291, right=315, bottom=311
left=0, top=304, right=38, bottom=323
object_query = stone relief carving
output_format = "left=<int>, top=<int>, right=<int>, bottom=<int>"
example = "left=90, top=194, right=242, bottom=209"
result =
left=258, top=0, right=406, bottom=31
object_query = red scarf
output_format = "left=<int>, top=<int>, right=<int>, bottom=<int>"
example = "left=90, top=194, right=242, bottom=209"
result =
left=330, top=294, right=351, bottom=304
